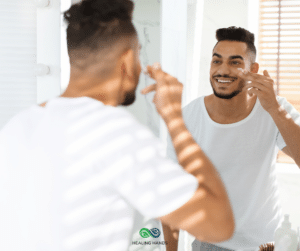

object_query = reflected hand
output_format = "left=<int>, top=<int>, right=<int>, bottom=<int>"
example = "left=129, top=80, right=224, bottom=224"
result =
left=237, top=68, right=280, bottom=114
left=140, top=63, right=183, bottom=121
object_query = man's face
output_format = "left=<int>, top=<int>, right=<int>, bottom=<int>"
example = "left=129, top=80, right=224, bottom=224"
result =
left=210, top=41, right=252, bottom=100
left=121, top=39, right=142, bottom=106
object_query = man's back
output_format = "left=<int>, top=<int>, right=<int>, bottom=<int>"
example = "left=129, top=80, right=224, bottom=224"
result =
left=0, top=96, right=199, bottom=251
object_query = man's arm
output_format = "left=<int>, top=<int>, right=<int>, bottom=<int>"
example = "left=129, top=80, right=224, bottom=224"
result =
left=141, top=64, right=234, bottom=243
left=162, top=224, right=179, bottom=251
left=237, top=69, right=300, bottom=167
left=162, top=135, right=184, bottom=251
left=269, top=106, right=300, bottom=166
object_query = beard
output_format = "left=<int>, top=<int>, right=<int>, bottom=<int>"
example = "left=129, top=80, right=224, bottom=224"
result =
left=121, top=90, right=136, bottom=106
left=210, top=78, right=245, bottom=100
left=121, top=64, right=140, bottom=106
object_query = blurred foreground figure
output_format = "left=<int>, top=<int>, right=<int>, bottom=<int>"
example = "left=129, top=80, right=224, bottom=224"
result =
left=0, top=1, right=234, bottom=250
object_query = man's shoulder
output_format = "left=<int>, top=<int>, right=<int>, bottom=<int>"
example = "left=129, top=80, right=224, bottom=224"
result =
left=1, top=106, right=38, bottom=131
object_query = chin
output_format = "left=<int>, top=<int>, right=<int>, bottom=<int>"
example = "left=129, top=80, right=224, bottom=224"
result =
left=213, top=89, right=242, bottom=99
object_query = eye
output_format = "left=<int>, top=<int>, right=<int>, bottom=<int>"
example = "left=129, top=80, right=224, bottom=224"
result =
left=231, top=61, right=241, bottom=65
left=213, top=60, right=221, bottom=64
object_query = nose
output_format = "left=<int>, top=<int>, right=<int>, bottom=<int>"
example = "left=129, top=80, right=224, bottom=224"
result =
left=216, top=63, right=231, bottom=76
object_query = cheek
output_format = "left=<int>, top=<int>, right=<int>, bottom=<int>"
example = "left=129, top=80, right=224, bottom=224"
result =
left=137, top=56, right=142, bottom=73
left=209, top=66, right=215, bottom=77
left=135, top=61, right=142, bottom=82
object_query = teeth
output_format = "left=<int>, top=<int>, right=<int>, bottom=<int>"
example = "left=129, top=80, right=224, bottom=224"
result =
left=217, top=79, right=234, bottom=83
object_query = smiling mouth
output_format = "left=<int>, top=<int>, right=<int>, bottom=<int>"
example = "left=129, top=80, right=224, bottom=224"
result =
left=215, top=78, right=236, bottom=83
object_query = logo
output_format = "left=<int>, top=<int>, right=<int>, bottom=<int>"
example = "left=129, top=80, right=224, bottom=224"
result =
left=139, top=228, right=161, bottom=238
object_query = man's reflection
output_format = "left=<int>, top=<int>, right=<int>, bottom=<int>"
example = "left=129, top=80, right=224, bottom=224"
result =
left=163, top=26, right=300, bottom=251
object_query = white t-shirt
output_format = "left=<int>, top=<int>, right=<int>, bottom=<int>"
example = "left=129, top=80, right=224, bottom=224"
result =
left=0, top=96, right=198, bottom=251
left=167, top=95, right=300, bottom=250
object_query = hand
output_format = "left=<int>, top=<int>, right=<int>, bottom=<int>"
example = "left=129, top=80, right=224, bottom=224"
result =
left=140, top=63, right=183, bottom=121
left=237, top=68, right=280, bottom=114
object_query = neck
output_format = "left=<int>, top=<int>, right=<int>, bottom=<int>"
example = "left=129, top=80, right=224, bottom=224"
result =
left=61, top=71, right=122, bottom=107
left=205, top=92, right=257, bottom=124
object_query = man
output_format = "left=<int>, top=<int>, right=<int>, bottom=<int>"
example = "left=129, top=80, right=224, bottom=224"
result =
left=163, top=26, right=300, bottom=251
left=0, top=1, right=235, bottom=251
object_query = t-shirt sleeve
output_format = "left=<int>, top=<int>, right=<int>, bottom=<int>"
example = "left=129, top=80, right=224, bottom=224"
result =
left=111, top=121, right=198, bottom=219
left=276, top=96, right=300, bottom=150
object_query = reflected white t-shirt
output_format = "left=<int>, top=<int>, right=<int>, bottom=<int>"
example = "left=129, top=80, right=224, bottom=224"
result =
left=167, top=96, right=300, bottom=250
left=0, top=97, right=198, bottom=251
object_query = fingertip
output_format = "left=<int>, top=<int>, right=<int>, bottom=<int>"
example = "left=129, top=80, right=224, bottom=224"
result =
left=263, top=69, right=270, bottom=76
left=140, top=87, right=147, bottom=95
left=152, top=62, right=161, bottom=70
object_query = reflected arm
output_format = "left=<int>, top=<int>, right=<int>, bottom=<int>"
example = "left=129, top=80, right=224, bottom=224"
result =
left=270, top=106, right=300, bottom=168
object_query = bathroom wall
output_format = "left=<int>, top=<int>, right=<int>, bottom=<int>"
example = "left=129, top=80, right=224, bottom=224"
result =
left=0, top=1, right=37, bottom=130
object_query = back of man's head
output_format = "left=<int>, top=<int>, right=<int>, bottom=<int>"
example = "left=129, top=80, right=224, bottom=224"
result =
left=63, top=0, right=137, bottom=73
left=215, top=26, right=256, bottom=62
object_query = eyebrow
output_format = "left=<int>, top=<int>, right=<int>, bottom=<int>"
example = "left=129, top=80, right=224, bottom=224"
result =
left=213, top=53, right=222, bottom=58
left=212, top=53, right=244, bottom=60
left=230, top=55, right=244, bottom=60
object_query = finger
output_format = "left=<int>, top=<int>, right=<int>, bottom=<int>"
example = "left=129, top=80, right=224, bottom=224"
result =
left=244, top=78, right=274, bottom=91
left=141, top=83, right=157, bottom=95
left=238, top=69, right=274, bottom=86
left=145, top=65, right=155, bottom=78
left=248, top=87, right=261, bottom=98
left=263, top=69, right=271, bottom=78
left=147, top=63, right=165, bottom=82
left=247, top=87, right=255, bottom=97
left=243, top=81, right=269, bottom=92
left=237, top=69, right=262, bottom=82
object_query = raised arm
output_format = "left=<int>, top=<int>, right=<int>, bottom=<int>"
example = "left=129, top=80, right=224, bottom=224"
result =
left=237, top=68, right=300, bottom=167
left=141, top=63, right=235, bottom=244
left=158, top=111, right=234, bottom=243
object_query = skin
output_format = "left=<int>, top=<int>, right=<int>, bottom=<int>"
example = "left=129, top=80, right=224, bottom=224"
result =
left=163, top=40, right=300, bottom=251
left=206, top=41, right=259, bottom=124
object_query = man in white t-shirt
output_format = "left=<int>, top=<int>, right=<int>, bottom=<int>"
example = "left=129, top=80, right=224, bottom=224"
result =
left=0, top=1, right=235, bottom=251
left=163, top=26, right=300, bottom=251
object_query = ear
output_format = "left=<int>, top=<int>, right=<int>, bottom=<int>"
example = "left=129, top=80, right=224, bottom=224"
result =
left=120, top=48, right=135, bottom=81
left=250, top=62, right=259, bottom=73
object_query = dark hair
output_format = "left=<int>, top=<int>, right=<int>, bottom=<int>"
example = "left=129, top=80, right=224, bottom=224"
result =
left=63, top=0, right=137, bottom=55
left=216, top=26, right=256, bottom=61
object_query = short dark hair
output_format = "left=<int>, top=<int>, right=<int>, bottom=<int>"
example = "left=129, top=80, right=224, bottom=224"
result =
left=215, top=26, right=256, bottom=62
left=63, top=0, right=137, bottom=63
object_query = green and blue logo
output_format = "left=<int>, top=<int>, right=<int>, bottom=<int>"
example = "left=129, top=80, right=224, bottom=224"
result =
left=139, top=228, right=161, bottom=238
